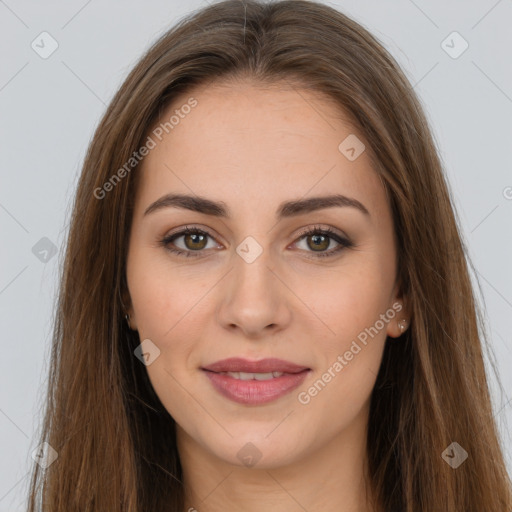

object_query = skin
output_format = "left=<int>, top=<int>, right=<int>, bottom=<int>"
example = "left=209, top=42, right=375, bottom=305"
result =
left=125, top=79, right=409, bottom=512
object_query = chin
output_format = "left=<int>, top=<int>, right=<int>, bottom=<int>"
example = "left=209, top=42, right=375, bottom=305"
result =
left=202, top=430, right=307, bottom=470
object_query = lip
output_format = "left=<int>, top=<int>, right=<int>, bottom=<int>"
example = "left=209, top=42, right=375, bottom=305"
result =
left=201, top=357, right=311, bottom=405
left=201, top=357, right=310, bottom=374
left=203, top=369, right=310, bottom=405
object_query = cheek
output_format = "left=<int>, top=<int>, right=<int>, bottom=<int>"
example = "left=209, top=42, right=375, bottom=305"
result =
left=293, top=260, right=391, bottom=348
left=127, top=246, right=202, bottom=339
left=297, top=291, right=389, bottom=438
left=127, top=261, right=204, bottom=421
left=127, top=251, right=209, bottom=379
left=293, top=261, right=391, bottom=408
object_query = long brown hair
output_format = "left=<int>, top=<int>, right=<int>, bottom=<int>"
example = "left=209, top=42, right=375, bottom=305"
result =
left=27, top=1, right=512, bottom=510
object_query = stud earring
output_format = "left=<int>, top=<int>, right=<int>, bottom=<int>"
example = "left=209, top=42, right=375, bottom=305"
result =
left=398, top=319, right=408, bottom=333
left=125, top=312, right=131, bottom=329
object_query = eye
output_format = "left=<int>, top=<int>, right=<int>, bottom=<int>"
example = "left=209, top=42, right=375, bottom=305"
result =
left=292, top=225, right=354, bottom=259
left=159, top=226, right=220, bottom=258
left=159, top=224, right=353, bottom=259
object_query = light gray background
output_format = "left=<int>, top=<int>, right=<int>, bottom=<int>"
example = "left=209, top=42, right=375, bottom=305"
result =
left=1, top=0, right=511, bottom=509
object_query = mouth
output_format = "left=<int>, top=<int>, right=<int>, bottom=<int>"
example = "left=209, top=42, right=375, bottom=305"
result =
left=201, top=356, right=310, bottom=374
left=202, top=369, right=300, bottom=380
left=201, top=358, right=311, bottom=405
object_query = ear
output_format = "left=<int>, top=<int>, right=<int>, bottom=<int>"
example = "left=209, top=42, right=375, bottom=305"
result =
left=120, top=284, right=138, bottom=331
left=386, top=280, right=411, bottom=339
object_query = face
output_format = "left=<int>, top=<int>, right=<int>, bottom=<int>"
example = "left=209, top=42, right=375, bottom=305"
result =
left=125, top=79, right=407, bottom=469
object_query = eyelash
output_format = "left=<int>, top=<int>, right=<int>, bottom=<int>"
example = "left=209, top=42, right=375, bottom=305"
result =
left=159, top=225, right=354, bottom=259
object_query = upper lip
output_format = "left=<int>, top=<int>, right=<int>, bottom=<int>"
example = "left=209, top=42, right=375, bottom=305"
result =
left=201, top=357, right=310, bottom=374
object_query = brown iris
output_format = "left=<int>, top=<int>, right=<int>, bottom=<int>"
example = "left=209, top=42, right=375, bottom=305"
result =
left=184, top=232, right=208, bottom=250
left=307, top=233, right=329, bottom=251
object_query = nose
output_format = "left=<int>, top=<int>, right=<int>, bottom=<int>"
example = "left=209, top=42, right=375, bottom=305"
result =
left=215, top=246, right=292, bottom=339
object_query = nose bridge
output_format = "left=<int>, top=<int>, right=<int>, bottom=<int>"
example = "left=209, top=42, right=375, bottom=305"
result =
left=216, top=232, right=291, bottom=336
left=232, top=233, right=278, bottom=307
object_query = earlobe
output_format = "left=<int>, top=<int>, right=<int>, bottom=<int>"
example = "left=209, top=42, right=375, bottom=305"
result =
left=120, top=285, right=137, bottom=331
left=387, top=294, right=411, bottom=338
left=397, top=318, right=408, bottom=335
left=119, top=278, right=137, bottom=331
left=386, top=312, right=409, bottom=339
left=124, top=309, right=137, bottom=331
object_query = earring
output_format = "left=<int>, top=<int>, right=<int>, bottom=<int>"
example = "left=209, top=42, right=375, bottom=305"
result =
left=398, top=319, right=408, bottom=333
left=125, top=312, right=131, bottom=329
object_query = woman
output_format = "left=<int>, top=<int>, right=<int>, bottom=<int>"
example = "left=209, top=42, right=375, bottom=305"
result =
left=27, top=1, right=512, bottom=511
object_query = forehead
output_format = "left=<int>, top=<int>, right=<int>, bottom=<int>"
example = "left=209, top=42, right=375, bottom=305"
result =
left=134, top=80, right=388, bottom=223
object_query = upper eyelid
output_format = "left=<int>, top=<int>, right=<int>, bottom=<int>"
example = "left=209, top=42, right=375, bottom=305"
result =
left=165, top=225, right=223, bottom=247
left=163, top=224, right=350, bottom=253
left=164, top=224, right=348, bottom=244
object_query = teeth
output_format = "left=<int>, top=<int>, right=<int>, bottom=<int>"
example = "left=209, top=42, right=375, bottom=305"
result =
left=219, top=371, right=284, bottom=380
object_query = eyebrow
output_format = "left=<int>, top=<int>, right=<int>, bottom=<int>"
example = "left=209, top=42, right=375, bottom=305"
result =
left=143, top=193, right=370, bottom=219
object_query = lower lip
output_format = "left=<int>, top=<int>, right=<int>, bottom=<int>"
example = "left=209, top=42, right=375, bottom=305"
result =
left=202, top=369, right=310, bottom=405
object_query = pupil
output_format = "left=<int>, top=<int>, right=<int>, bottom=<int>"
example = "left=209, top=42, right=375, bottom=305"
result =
left=310, top=234, right=328, bottom=250
left=187, top=233, right=206, bottom=250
